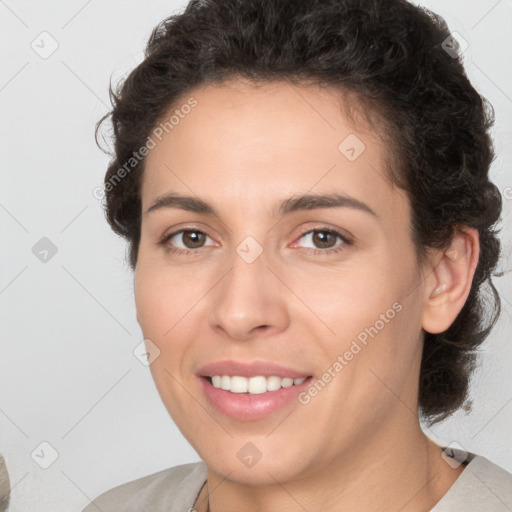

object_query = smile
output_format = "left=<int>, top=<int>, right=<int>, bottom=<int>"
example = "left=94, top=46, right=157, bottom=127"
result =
left=209, top=375, right=308, bottom=394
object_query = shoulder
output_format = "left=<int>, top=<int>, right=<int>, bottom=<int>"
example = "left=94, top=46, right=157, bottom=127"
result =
left=433, top=452, right=512, bottom=511
left=82, top=461, right=207, bottom=512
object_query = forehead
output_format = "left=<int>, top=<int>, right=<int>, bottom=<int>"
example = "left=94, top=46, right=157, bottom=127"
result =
left=141, top=79, right=408, bottom=223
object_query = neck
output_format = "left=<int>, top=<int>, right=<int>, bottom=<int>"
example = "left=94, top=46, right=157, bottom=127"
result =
left=195, top=416, right=465, bottom=512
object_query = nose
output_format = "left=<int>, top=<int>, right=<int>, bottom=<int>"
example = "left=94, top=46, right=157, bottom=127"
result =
left=209, top=246, right=289, bottom=342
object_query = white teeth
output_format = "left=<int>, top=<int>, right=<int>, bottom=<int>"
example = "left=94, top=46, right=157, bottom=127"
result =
left=267, top=376, right=282, bottom=391
left=281, top=378, right=294, bottom=388
left=248, top=376, right=267, bottom=394
left=230, top=376, right=248, bottom=393
left=220, top=375, right=230, bottom=391
left=209, top=375, right=309, bottom=393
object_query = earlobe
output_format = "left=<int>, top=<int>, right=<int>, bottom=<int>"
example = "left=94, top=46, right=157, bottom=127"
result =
left=421, top=227, right=480, bottom=334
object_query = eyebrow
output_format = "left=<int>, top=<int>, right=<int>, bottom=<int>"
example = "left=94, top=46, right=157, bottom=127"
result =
left=145, top=192, right=378, bottom=218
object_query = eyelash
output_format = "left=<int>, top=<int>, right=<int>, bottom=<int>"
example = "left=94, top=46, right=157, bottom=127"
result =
left=158, top=225, right=353, bottom=257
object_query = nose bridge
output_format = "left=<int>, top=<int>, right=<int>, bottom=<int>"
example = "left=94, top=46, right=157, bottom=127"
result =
left=209, top=238, right=288, bottom=340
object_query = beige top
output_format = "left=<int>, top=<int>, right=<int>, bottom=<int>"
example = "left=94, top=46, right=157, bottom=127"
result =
left=82, top=451, right=512, bottom=511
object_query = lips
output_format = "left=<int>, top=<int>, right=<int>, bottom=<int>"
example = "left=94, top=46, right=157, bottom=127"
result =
left=196, top=360, right=313, bottom=420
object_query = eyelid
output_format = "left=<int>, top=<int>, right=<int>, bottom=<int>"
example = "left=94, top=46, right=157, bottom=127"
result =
left=289, top=223, right=353, bottom=246
left=159, top=224, right=216, bottom=247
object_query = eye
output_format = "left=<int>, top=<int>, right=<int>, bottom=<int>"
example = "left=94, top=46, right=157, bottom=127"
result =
left=159, top=228, right=215, bottom=255
left=158, top=225, right=353, bottom=256
left=293, top=227, right=352, bottom=255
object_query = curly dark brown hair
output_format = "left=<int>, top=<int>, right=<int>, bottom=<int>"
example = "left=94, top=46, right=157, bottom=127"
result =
left=96, top=0, right=503, bottom=425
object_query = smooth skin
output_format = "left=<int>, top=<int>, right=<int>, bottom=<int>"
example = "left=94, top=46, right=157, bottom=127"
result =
left=134, top=79, right=479, bottom=512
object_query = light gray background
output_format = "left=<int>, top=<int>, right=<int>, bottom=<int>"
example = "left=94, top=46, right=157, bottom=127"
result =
left=1, top=0, right=511, bottom=510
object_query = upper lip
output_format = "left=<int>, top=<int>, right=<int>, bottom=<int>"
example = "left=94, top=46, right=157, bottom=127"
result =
left=197, top=360, right=312, bottom=379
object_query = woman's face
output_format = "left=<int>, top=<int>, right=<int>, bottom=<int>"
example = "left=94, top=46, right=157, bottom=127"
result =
left=135, top=79, right=431, bottom=483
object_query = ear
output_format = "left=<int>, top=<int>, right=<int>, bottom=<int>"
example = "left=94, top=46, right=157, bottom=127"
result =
left=421, top=227, right=480, bottom=334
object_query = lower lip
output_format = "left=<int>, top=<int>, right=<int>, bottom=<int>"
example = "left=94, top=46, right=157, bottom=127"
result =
left=199, top=377, right=312, bottom=421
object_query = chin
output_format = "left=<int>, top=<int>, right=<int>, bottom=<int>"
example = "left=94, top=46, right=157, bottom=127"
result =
left=197, top=441, right=314, bottom=486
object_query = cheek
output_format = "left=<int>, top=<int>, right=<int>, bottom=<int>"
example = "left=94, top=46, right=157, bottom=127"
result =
left=315, top=251, right=421, bottom=374
left=134, top=266, right=197, bottom=414
left=300, top=259, right=400, bottom=342
left=134, top=261, right=204, bottom=337
left=134, top=268, right=163, bottom=335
